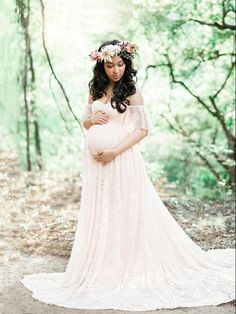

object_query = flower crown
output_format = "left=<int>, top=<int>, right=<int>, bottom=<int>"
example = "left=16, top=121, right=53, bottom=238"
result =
left=89, top=41, right=138, bottom=63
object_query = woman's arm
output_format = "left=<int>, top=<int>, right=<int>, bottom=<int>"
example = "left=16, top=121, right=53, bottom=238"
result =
left=112, top=128, right=147, bottom=156
left=83, top=118, right=93, bottom=130
left=82, top=94, right=109, bottom=130
left=93, top=129, right=147, bottom=164
left=82, top=94, right=93, bottom=130
left=93, top=88, right=149, bottom=164
left=112, top=88, right=148, bottom=156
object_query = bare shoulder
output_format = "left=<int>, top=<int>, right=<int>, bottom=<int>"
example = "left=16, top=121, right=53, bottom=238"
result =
left=127, top=87, right=144, bottom=106
left=88, top=93, right=93, bottom=104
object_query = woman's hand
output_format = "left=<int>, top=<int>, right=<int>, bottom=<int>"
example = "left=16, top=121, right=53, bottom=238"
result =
left=93, top=149, right=117, bottom=166
left=91, top=110, right=109, bottom=125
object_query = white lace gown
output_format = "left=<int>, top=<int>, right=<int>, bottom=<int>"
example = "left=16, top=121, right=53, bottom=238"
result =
left=20, top=100, right=235, bottom=311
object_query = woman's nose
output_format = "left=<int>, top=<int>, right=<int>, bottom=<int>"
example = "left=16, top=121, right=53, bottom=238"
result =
left=113, top=66, right=119, bottom=73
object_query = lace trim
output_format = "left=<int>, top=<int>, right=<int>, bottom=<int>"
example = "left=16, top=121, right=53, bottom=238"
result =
left=81, top=104, right=92, bottom=123
left=128, top=105, right=153, bottom=132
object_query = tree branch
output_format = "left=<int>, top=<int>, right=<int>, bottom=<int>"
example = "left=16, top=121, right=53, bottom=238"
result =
left=213, top=60, right=235, bottom=98
left=192, top=52, right=236, bottom=72
left=165, top=54, right=235, bottom=145
left=209, top=95, right=235, bottom=146
left=160, top=113, right=223, bottom=181
left=49, top=74, right=72, bottom=135
left=165, top=54, right=217, bottom=117
left=189, top=18, right=235, bottom=31
left=164, top=110, right=231, bottom=169
left=145, top=53, right=235, bottom=147
left=189, top=0, right=236, bottom=31
left=39, top=0, right=84, bottom=136
left=142, top=63, right=167, bottom=89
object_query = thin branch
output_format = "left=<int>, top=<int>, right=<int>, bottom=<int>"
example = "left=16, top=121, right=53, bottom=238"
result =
left=189, top=0, right=236, bottom=31
left=213, top=61, right=235, bottom=98
left=165, top=54, right=217, bottom=117
left=49, top=74, right=72, bottom=135
left=166, top=110, right=231, bottom=170
left=166, top=53, right=235, bottom=144
left=161, top=113, right=222, bottom=181
left=192, top=52, right=236, bottom=72
left=142, top=63, right=167, bottom=89
left=175, top=114, right=232, bottom=169
left=39, top=0, right=84, bottom=136
left=209, top=95, right=235, bottom=145
left=189, top=18, right=235, bottom=31
left=144, top=64, right=158, bottom=82
left=211, top=127, right=218, bottom=145
left=144, top=50, right=235, bottom=81
left=222, top=0, right=236, bottom=24
left=145, top=54, right=235, bottom=145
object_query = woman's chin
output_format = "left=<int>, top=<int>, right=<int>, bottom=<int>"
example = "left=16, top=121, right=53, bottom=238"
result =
left=112, top=77, right=121, bottom=82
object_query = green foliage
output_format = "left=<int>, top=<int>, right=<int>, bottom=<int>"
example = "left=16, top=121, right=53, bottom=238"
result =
left=122, top=0, right=235, bottom=198
left=0, top=0, right=235, bottom=199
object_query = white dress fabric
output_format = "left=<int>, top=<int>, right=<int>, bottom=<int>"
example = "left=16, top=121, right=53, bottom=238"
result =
left=20, top=99, right=235, bottom=311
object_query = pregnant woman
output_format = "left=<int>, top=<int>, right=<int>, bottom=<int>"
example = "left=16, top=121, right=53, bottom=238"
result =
left=20, top=39, right=235, bottom=311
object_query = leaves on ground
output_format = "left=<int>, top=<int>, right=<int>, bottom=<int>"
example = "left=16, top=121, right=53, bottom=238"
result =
left=0, top=150, right=234, bottom=263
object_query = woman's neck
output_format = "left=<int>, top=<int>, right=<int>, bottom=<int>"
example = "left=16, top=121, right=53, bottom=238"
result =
left=105, top=83, right=114, bottom=94
left=107, top=82, right=114, bottom=89
left=103, top=84, right=114, bottom=103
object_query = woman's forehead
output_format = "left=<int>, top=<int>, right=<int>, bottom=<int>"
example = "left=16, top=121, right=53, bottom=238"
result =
left=105, top=56, right=124, bottom=64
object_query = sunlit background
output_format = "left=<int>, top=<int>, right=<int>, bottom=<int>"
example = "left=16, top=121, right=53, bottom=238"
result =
left=0, top=3, right=235, bottom=307
left=0, top=0, right=235, bottom=199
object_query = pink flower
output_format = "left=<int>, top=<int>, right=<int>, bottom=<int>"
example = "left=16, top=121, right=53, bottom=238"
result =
left=123, top=42, right=137, bottom=53
left=89, top=42, right=138, bottom=62
left=90, top=51, right=102, bottom=61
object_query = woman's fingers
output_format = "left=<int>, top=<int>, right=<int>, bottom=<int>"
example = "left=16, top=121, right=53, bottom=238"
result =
left=96, top=111, right=108, bottom=117
left=93, top=152, right=103, bottom=157
left=97, top=118, right=109, bottom=124
left=100, top=113, right=109, bottom=119
left=99, top=112, right=109, bottom=119
left=92, top=112, right=109, bottom=124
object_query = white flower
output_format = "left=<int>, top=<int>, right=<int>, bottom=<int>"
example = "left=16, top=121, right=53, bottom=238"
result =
left=101, top=44, right=121, bottom=55
left=100, top=44, right=122, bottom=62
left=89, top=42, right=137, bottom=62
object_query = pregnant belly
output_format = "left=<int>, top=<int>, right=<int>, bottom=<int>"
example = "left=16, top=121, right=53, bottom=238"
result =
left=86, top=122, right=127, bottom=155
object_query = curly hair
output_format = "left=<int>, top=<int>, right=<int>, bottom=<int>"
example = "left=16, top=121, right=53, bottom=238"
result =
left=88, top=39, right=138, bottom=113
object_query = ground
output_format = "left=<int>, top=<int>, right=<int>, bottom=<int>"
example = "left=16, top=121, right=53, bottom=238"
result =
left=0, top=149, right=235, bottom=314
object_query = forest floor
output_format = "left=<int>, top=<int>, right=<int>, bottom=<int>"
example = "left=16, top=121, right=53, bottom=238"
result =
left=0, top=148, right=235, bottom=314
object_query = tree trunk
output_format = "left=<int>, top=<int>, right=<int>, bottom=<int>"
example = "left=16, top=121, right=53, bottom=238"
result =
left=34, top=120, right=43, bottom=169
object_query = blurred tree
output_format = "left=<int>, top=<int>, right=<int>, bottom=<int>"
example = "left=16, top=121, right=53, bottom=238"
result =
left=14, top=0, right=84, bottom=171
left=15, top=0, right=42, bottom=170
left=127, top=0, right=235, bottom=192
left=39, top=0, right=83, bottom=135
left=1, top=0, right=235, bottom=198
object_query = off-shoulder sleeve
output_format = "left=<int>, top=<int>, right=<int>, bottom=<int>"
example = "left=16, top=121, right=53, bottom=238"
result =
left=127, top=105, right=153, bottom=133
left=80, top=104, right=92, bottom=123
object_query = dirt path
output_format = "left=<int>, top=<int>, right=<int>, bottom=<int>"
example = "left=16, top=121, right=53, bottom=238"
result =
left=0, top=248, right=234, bottom=314
left=0, top=145, right=235, bottom=313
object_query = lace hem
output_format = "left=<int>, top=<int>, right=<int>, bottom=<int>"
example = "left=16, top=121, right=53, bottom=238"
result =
left=128, top=105, right=153, bottom=133
left=81, top=104, right=92, bottom=123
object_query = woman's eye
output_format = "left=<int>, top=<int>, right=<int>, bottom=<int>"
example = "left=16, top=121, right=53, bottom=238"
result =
left=106, top=63, right=124, bottom=69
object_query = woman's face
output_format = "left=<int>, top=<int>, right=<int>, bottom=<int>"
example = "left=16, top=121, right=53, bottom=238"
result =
left=103, top=55, right=126, bottom=83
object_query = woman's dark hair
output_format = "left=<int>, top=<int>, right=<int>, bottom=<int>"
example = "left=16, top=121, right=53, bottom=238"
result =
left=88, top=39, right=137, bottom=113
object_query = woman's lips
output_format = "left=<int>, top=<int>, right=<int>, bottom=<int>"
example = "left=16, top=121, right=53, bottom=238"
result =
left=113, top=75, right=120, bottom=79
